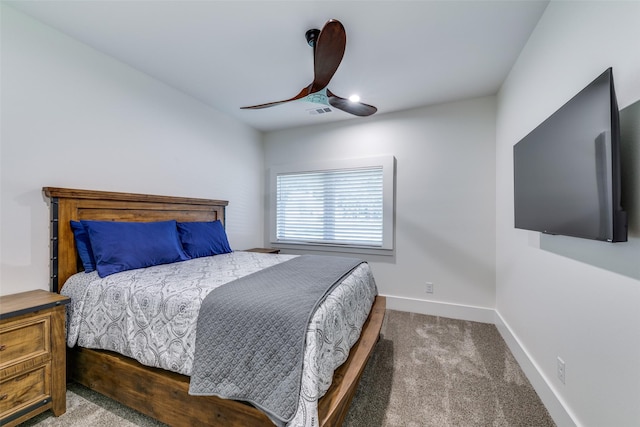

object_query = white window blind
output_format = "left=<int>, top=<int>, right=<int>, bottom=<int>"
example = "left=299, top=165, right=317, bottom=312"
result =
left=276, top=166, right=384, bottom=247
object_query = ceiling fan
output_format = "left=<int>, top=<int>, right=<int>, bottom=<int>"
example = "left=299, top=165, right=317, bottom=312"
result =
left=241, top=19, right=377, bottom=117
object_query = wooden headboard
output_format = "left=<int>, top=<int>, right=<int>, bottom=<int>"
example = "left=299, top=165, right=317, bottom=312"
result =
left=43, top=187, right=229, bottom=293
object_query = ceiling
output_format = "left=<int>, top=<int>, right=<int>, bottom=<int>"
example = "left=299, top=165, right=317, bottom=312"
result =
left=7, top=1, right=549, bottom=132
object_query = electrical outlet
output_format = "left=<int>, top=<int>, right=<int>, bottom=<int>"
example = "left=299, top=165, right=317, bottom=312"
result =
left=557, top=357, right=566, bottom=384
left=425, top=282, right=434, bottom=294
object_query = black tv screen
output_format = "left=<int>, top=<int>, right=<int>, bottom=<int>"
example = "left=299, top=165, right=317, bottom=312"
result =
left=513, top=68, right=627, bottom=242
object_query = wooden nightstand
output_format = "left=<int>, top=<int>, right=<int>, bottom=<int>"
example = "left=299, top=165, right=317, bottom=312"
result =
left=244, top=248, right=280, bottom=254
left=0, top=290, right=70, bottom=426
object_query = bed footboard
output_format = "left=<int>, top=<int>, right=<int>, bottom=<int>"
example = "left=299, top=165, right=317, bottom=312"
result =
left=68, top=296, right=386, bottom=427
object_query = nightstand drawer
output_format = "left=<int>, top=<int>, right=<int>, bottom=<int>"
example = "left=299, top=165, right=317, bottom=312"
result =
left=0, top=316, right=50, bottom=370
left=0, top=363, right=51, bottom=419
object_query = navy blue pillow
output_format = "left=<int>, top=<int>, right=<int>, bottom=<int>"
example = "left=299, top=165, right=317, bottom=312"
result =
left=177, top=220, right=232, bottom=259
left=81, top=220, right=190, bottom=278
left=70, top=220, right=96, bottom=273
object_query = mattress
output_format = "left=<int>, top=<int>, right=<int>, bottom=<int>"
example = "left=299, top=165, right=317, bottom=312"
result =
left=61, top=250, right=377, bottom=427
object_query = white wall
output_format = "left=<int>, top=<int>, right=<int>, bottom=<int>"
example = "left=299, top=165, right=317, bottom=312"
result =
left=0, top=5, right=265, bottom=296
left=496, top=2, right=640, bottom=426
left=264, top=97, right=497, bottom=322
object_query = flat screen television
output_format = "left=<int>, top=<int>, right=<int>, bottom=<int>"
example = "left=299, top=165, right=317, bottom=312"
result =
left=513, top=68, right=627, bottom=242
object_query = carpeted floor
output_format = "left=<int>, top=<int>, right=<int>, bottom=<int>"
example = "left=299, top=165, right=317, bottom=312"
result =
left=343, top=310, right=555, bottom=427
left=23, top=310, right=555, bottom=427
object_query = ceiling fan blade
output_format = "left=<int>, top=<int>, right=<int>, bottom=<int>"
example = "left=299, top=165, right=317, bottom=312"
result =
left=241, top=86, right=310, bottom=110
left=327, top=89, right=377, bottom=117
left=309, top=20, right=346, bottom=93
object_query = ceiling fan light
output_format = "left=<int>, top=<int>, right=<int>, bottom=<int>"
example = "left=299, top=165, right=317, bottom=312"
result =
left=348, top=94, right=360, bottom=103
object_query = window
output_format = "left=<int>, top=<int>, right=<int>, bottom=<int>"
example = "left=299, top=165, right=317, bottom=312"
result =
left=270, top=156, right=394, bottom=253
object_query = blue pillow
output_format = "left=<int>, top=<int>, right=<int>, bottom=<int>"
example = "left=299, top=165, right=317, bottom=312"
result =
left=177, top=221, right=232, bottom=259
left=70, top=220, right=96, bottom=273
left=81, top=220, right=190, bottom=278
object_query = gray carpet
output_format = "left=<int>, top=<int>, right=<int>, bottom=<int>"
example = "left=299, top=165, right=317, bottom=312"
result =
left=23, top=310, right=554, bottom=426
left=343, top=310, right=555, bottom=427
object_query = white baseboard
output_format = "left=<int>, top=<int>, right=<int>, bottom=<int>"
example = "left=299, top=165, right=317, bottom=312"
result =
left=380, top=294, right=577, bottom=427
left=381, top=294, right=495, bottom=323
left=494, top=310, right=578, bottom=427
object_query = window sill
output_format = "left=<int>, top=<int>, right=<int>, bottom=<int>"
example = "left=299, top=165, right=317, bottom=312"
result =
left=271, top=242, right=394, bottom=257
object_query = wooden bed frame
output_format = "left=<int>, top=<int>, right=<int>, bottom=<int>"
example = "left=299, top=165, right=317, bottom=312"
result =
left=43, top=187, right=386, bottom=427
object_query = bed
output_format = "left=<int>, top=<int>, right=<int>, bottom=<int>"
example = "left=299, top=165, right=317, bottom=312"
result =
left=43, top=187, right=386, bottom=427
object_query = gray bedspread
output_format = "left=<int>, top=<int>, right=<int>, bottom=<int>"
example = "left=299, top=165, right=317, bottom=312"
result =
left=188, top=254, right=364, bottom=426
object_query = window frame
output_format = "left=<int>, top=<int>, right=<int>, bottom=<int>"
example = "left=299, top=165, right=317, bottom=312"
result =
left=269, top=155, right=395, bottom=255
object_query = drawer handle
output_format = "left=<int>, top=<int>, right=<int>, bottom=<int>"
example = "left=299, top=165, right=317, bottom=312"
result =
left=0, top=394, right=7, bottom=401
left=0, top=345, right=6, bottom=351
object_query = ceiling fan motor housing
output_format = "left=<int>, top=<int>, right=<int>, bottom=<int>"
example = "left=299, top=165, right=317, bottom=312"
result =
left=305, top=29, right=320, bottom=47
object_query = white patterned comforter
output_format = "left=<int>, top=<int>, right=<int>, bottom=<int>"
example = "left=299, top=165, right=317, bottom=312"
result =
left=61, top=251, right=377, bottom=427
